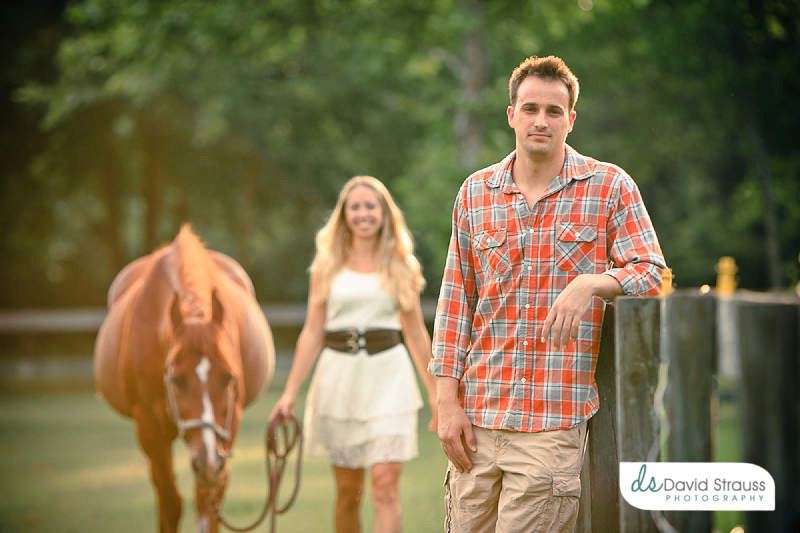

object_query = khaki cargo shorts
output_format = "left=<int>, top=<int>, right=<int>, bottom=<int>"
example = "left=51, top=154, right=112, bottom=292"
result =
left=444, top=422, right=587, bottom=533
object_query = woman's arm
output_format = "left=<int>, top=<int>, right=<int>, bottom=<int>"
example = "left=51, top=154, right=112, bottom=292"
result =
left=269, top=273, right=327, bottom=422
left=399, top=297, right=438, bottom=431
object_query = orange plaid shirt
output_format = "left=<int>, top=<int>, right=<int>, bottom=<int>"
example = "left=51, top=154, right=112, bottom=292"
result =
left=429, top=145, right=665, bottom=432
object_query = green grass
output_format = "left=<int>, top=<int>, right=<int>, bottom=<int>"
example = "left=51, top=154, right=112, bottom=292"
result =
left=0, top=373, right=747, bottom=533
left=0, top=384, right=447, bottom=532
left=713, top=379, right=746, bottom=533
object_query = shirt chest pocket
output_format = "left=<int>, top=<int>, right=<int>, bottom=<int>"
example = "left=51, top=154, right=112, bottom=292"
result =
left=474, top=228, right=511, bottom=278
left=555, top=222, right=598, bottom=274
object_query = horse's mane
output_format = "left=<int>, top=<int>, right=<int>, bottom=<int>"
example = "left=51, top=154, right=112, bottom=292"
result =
left=169, top=225, right=238, bottom=374
left=177, top=321, right=217, bottom=359
left=174, top=224, right=216, bottom=321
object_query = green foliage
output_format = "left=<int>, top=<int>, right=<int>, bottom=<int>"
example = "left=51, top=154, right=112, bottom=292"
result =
left=4, top=0, right=799, bottom=306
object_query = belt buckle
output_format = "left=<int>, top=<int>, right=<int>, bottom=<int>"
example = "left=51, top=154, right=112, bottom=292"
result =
left=345, top=330, right=359, bottom=353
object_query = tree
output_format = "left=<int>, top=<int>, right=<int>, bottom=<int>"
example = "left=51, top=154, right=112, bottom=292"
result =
left=6, top=0, right=798, bottom=307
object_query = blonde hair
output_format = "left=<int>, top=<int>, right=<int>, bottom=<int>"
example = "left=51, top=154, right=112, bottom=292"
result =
left=310, top=176, right=425, bottom=311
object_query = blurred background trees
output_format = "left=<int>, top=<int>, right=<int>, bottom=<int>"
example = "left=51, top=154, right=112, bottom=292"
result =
left=2, top=0, right=798, bottom=307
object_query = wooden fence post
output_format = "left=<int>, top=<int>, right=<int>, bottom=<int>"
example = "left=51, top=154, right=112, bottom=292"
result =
left=577, top=304, right=617, bottom=533
left=615, top=297, right=661, bottom=533
left=662, top=292, right=716, bottom=533
left=735, top=294, right=800, bottom=533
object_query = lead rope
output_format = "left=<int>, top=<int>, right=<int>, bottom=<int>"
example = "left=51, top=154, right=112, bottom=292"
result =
left=648, top=355, right=679, bottom=533
left=216, top=414, right=303, bottom=533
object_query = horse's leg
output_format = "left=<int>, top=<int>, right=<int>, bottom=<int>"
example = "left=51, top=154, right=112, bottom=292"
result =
left=134, top=408, right=182, bottom=533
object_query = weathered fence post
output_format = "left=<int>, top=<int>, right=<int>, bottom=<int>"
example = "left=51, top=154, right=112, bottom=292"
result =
left=615, top=297, right=661, bottom=533
left=662, top=291, right=716, bottom=533
left=716, top=258, right=740, bottom=378
left=735, top=293, right=800, bottom=533
left=577, top=304, right=617, bottom=533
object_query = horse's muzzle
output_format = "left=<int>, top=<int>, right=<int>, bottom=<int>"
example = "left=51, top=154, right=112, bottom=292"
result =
left=191, top=451, right=226, bottom=486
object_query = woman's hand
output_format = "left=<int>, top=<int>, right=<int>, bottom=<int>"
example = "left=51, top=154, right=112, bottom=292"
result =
left=269, top=392, right=296, bottom=424
left=399, top=298, right=439, bottom=433
left=269, top=273, right=327, bottom=426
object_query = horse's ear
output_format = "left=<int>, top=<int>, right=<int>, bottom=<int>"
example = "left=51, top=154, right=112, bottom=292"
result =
left=211, top=289, right=224, bottom=326
left=170, top=292, right=183, bottom=332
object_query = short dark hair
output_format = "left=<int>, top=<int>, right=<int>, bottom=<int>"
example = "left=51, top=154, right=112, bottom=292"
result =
left=508, top=55, right=580, bottom=111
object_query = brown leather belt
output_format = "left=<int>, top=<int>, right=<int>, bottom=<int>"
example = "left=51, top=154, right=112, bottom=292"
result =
left=324, top=329, right=402, bottom=355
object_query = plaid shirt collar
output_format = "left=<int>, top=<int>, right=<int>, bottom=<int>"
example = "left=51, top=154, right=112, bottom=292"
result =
left=486, top=144, right=596, bottom=195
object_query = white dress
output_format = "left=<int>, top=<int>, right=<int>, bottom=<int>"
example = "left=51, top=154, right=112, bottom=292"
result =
left=303, top=268, right=423, bottom=468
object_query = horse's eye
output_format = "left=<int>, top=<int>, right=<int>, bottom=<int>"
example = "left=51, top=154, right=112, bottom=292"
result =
left=172, top=375, right=188, bottom=389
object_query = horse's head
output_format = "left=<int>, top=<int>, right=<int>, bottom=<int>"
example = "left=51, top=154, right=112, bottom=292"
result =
left=165, top=290, right=242, bottom=488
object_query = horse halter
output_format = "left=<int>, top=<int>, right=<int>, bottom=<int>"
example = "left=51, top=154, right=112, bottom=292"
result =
left=163, top=364, right=237, bottom=443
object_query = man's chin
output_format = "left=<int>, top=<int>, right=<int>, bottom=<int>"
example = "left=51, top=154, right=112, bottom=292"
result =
left=522, top=144, right=553, bottom=157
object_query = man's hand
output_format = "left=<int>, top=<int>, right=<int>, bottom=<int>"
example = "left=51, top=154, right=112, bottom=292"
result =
left=541, top=273, right=622, bottom=348
left=437, top=397, right=476, bottom=472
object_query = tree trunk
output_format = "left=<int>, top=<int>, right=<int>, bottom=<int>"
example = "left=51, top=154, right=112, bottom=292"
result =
left=236, top=157, right=260, bottom=266
left=100, top=140, right=125, bottom=271
left=174, top=172, right=189, bottom=227
left=140, top=113, right=164, bottom=253
left=454, top=0, right=486, bottom=171
left=743, top=114, right=783, bottom=288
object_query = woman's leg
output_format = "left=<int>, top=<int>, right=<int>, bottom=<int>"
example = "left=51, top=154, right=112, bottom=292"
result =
left=370, top=462, right=403, bottom=533
left=333, top=466, right=365, bottom=533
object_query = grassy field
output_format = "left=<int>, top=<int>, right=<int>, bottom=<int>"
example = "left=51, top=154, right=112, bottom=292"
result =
left=0, top=373, right=744, bottom=533
left=0, top=383, right=447, bottom=533
left=713, top=379, right=746, bottom=533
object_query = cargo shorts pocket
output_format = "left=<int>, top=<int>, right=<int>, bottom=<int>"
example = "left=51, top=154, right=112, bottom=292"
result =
left=552, top=472, right=581, bottom=498
left=555, top=222, right=597, bottom=274
left=551, top=472, right=581, bottom=532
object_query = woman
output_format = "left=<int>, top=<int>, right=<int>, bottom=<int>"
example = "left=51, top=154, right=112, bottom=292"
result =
left=270, top=176, right=437, bottom=533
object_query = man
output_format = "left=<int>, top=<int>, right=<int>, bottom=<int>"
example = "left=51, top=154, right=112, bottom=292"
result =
left=429, top=55, right=665, bottom=532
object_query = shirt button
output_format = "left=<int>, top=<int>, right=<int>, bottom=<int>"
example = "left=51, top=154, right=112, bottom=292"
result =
left=525, top=304, right=531, bottom=309
left=521, top=377, right=527, bottom=383
left=527, top=265, right=533, bottom=271
left=528, top=228, right=534, bottom=234
left=522, top=340, right=529, bottom=346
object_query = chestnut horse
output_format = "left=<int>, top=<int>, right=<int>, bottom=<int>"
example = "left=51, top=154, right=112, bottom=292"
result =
left=94, top=226, right=275, bottom=532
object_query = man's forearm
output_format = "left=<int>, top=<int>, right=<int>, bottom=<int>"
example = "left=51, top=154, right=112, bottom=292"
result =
left=594, top=272, right=625, bottom=299
left=436, top=376, right=461, bottom=404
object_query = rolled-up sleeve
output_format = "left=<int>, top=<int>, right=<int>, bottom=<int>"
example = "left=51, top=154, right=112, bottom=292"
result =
left=604, top=174, right=666, bottom=296
left=428, top=190, right=477, bottom=379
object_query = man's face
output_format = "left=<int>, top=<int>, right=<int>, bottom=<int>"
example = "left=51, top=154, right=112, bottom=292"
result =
left=507, top=76, right=576, bottom=159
